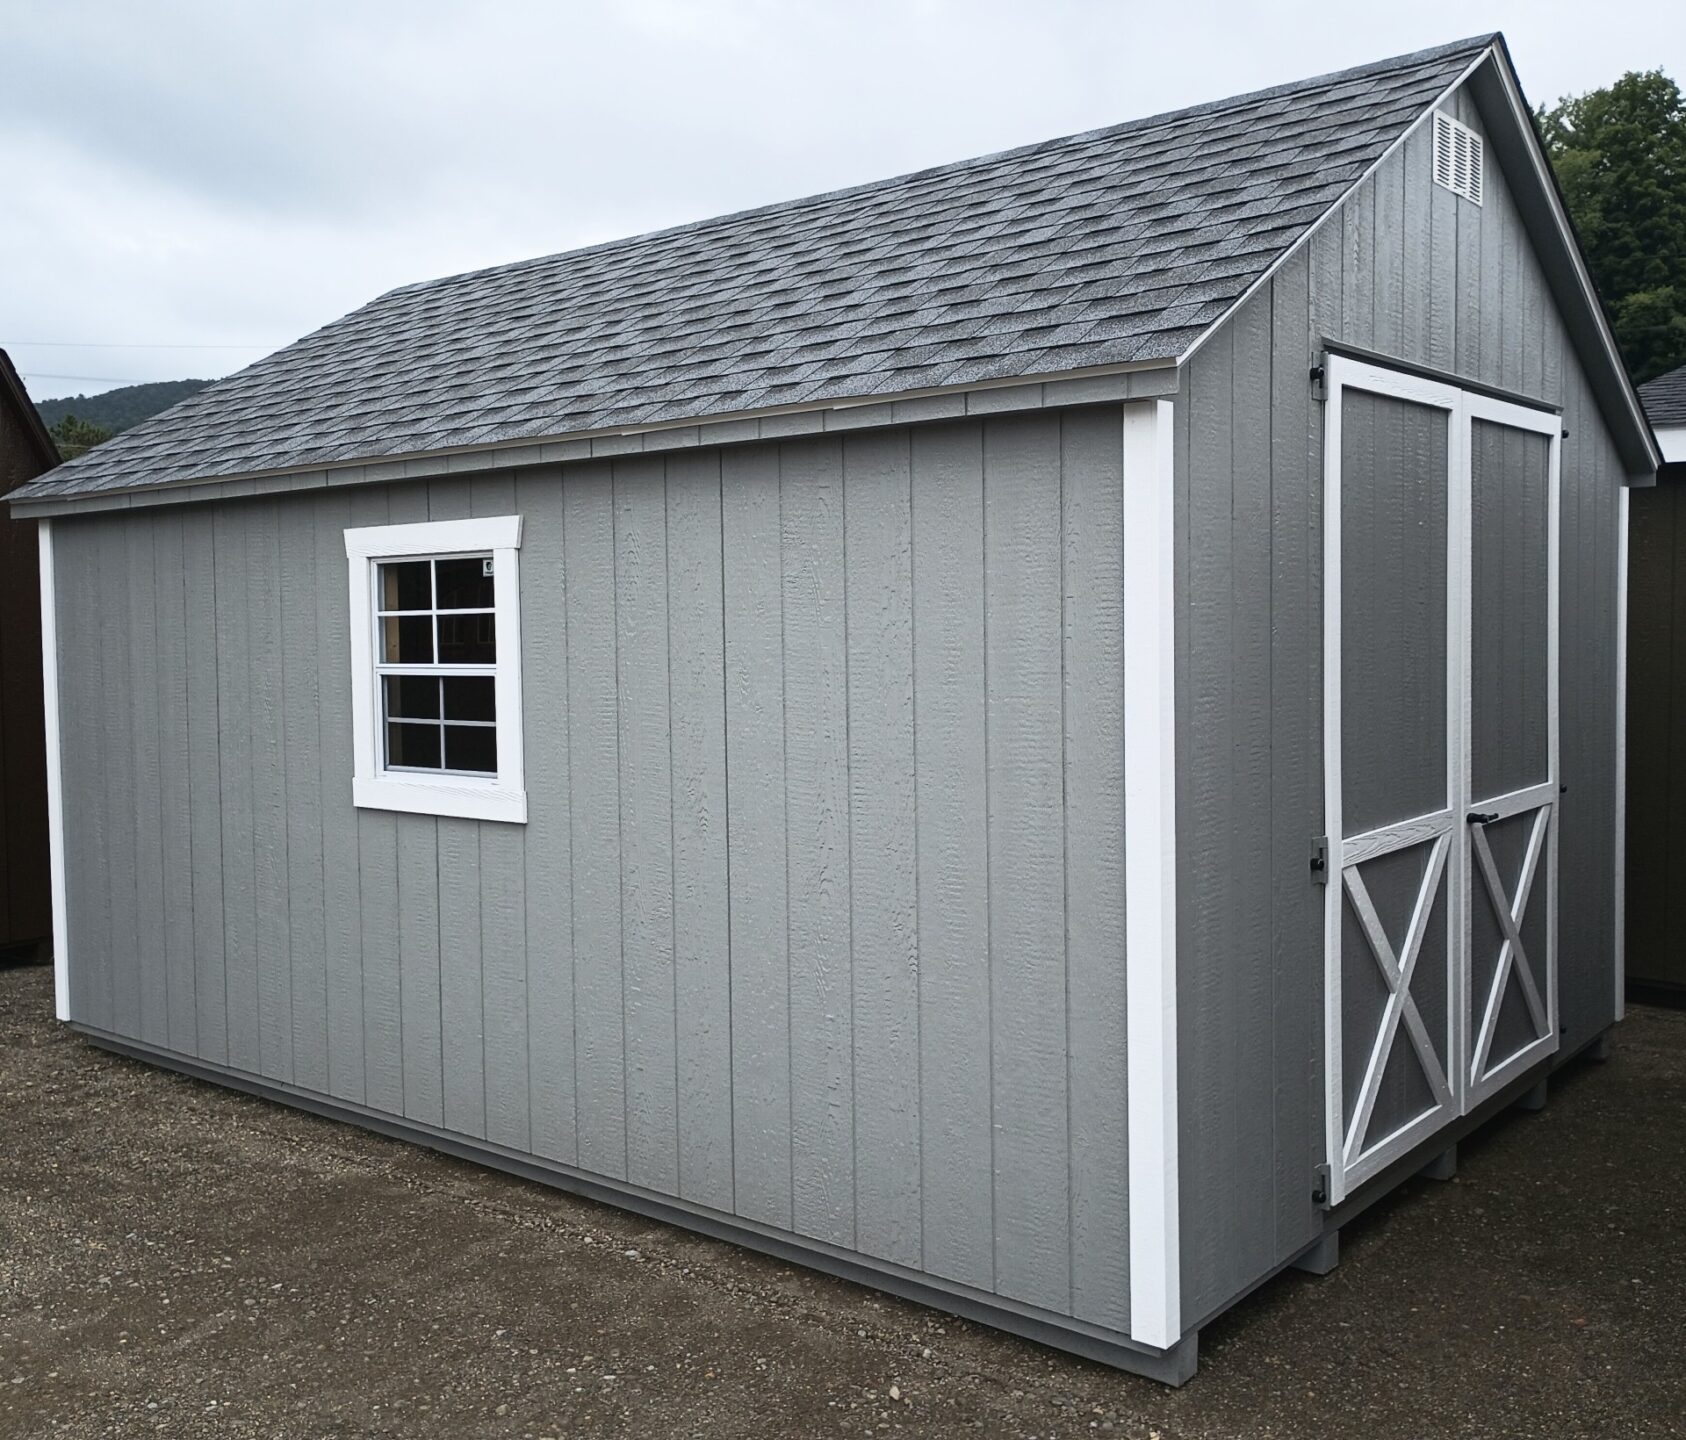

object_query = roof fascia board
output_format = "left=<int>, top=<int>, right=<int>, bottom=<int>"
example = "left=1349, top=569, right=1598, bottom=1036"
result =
left=1174, top=46, right=1493, bottom=372
left=9, top=357, right=1177, bottom=517
left=1466, top=43, right=1661, bottom=476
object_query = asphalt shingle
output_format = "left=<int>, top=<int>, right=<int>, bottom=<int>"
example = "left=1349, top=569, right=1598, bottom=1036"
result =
left=1640, top=363, right=1686, bottom=427
left=15, top=35, right=1494, bottom=501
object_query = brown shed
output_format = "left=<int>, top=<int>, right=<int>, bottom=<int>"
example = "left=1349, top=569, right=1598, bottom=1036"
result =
left=1627, top=363, right=1686, bottom=1003
left=0, top=349, right=57, bottom=952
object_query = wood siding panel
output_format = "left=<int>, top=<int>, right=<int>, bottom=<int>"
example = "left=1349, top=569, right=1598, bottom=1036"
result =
left=721, top=444, right=792, bottom=1230
left=844, top=429, right=921, bottom=1268
left=518, top=470, right=577, bottom=1165
left=1060, top=405, right=1130, bottom=1330
left=183, top=510, right=227, bottom=1064
left=54, top=407, right=1138, bottom=1334
left=983, top=413, right=1070, bottom=1314
left=279, top=508, right=326, bottom=1092
left=315, top=491, right=363, bottom=1103
left=780, top=438, right=854, bottom=1247
left=566, top=464, right=627, bottom=1179
left=247, top=500, right=293, bottom=1082
left=614, top=458, right=677, bottom=1192
left=665, top=451, right=733, bottom=1211
left=910, top=422, right=993, bottom=1293
left=154, top=514, right=198, bottom=1055
left=128, top=510, right=167, bottom=1049
left=212, top=505, right=257, bottom=1072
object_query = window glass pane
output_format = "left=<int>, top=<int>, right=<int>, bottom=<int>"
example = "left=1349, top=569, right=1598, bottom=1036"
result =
left=438, top=613, right=496, bottom=665
left=444, top=723, right=498, bottom=774
left=442, top=675, right=496, bottom=722
left=387, top=721, right=442, bottom=769
left=384, top=675, right=441, bottom=720
left=380, top=560, right=432, bottom=612
left=436, top=556, right=495, bottom=610
left=383, top=614, right=435, bottom=664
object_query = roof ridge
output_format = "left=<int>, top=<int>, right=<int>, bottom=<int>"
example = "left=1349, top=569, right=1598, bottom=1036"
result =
left=378, top=33, right=1499, bottom=304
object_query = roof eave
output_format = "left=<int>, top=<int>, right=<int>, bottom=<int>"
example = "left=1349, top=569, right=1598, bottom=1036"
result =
left=6, top=354, right=1180, bottom=515
left=1472, top=39, right=1661, bottom=478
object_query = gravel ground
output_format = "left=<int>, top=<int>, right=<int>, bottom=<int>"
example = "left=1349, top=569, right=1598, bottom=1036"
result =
left=1, top=961, right=1681, bottom=1440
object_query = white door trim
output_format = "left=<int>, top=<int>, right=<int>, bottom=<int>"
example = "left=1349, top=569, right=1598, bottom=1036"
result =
left=1123, top=397, right=1181, bottom=1349
left=1462, top=391, right=1562, bottom=1107
left=1322, top=356, right=1562, bottom=1204
left=1322, top=356, right=1464, bottom=1205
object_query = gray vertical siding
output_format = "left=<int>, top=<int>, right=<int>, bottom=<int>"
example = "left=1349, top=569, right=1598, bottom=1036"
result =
left=54, top=406, right=1136, bottom=1335
left=1176, top=82, right=1634, bottom=1326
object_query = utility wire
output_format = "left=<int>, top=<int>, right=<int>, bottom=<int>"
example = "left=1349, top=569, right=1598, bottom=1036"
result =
left=5, top=339, right=272, bottom=349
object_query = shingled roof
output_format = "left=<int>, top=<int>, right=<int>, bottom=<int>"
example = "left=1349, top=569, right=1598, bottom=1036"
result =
left=16, top=35, right=1496, bottom=502
left=1640, top=363, right=1686, bottom=427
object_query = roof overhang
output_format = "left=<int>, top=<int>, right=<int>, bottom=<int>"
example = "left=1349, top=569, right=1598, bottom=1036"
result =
left=1469, top=39, right=1660, bottom=479
left=6, top=357, right=1179, bottom=518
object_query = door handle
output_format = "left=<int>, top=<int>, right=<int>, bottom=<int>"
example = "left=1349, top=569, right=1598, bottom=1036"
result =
left=1467, top=811, right=1498, bottom=825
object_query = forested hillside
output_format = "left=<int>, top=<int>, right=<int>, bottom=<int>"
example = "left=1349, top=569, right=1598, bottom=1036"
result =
left=35, top=378, right=209, bottom=435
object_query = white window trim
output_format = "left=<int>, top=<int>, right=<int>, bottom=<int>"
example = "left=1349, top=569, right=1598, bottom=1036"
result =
left=344, top=515, right=526, bottom=824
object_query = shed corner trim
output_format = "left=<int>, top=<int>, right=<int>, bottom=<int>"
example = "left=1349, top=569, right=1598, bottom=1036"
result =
left=1123, top=397, right=1182, bottom=1348
left=38, top=517, right=70, bottom=1021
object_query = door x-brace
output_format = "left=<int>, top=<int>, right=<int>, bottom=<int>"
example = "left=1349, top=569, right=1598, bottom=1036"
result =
left=1340, top=832, right=1454, bottom=1167
left=1468, top=808, right=1551, bottom=1083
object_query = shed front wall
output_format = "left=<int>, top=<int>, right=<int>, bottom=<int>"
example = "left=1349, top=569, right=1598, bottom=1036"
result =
left=52, top=405, right=1138, bottom=1337
left=1174, top=82, right=1636, bottom=1325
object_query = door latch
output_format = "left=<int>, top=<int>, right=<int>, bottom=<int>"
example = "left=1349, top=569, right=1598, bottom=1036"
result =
left=1467, top=811, right=1498, bottom=826
left=1312, top=1164, right=1331, bottom=1208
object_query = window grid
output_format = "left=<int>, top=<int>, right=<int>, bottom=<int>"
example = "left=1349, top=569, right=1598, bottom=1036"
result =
left=373, top=555, right=499, bottom=778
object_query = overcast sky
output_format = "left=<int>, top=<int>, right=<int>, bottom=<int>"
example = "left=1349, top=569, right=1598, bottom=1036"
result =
left=3, top=0, right=1683, bottom=403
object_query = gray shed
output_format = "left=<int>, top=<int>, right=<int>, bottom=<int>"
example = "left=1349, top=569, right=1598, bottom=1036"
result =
left=9, top=34, right=1660, bottom=1384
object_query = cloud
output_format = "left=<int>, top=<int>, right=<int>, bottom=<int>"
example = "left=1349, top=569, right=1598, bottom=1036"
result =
left=2, top=0, right=1681, bottom=400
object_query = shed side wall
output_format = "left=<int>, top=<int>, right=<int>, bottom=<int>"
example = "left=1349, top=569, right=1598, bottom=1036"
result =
left=1175, top=85, right=1633, bottom=1326
left=52, top=406, right=1136, bottom=1335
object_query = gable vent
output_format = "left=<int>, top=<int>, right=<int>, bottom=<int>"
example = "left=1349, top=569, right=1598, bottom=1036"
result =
left=1432, top=110, right=1483, bottom=205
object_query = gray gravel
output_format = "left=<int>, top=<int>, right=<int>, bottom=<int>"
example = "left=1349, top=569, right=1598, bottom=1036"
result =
left=1, top=960, right=1681, bottom=1438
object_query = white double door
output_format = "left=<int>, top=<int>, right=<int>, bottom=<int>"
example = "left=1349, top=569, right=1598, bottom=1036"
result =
left=1323, top=355, right=1561, bottom=1205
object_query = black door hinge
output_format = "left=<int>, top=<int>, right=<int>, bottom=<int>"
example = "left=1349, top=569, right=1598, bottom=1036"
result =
left=1312, top=1164, right=1331, bottom=1207
left=1310, top=835, right=1329, bottom=884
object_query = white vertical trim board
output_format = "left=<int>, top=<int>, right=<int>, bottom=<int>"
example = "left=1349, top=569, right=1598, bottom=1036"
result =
left=1615, top=484, right=1629, bottom=1021
left=37, top=519, right=70, bottom=1022
left=1123, top=397, right=1181, bottom=1350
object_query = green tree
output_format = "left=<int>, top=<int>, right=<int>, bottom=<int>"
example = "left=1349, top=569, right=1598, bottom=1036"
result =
left=1539, top=70, right=1686, bottom=384
left=49, top=413, right=113, bottom=460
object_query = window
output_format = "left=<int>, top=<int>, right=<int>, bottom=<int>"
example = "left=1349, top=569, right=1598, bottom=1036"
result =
left=345, top=516, right=526, bottom=823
